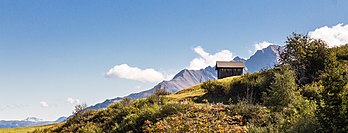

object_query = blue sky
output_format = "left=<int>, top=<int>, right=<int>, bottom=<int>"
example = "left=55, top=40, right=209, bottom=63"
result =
left=1, top=0, right=348, bottom=120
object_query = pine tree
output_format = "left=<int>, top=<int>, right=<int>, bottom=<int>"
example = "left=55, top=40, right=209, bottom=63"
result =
left=262, top=65, right=298, bottom=111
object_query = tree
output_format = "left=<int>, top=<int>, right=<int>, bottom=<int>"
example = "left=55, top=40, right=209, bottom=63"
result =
left=154, top=88, right=171, bottom=96
left=316, top=55, right=348, bottom=132
left=262, top=65, right=299, bottom=111
left=73, top=103, right=88, bottom=116
left=280, top=33, right=328, bottom=85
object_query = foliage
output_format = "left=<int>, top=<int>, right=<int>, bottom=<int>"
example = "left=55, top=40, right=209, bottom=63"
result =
left=50, top=94, right=191, bottom=133
left=228, top=71, right=273, bottom=104
left=201, top=80, right=227, bottom=97
left=333, top=44, right=348, bottom=61
left=280, top=33, right=329, bottom=85
left=227, top=101, right=272, bottom=128
left=262, top=65, right=298, bottom=111
left=143, top=103, right=248, bottom=133
left=300, top=81, right=323, bottom=100
left=199, top=72, right=273, bottom=104
left=154, top=88, right=171, bottom=96
left=316, top=51, right=348, bottom=132
left=73, top=103, right=88, bottom=117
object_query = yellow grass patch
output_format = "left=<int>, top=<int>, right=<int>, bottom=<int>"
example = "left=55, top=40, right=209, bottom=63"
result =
left=166, top=76, right=241, bottom=101
left=0, top=123, right=62, bottom=133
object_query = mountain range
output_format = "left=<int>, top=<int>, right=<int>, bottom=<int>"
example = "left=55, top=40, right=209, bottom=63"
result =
left=0, top=116, right=67, bottom=128
left=87, top=45, right=281, bottom=110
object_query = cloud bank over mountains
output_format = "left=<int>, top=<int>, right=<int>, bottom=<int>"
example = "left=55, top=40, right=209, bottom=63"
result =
left=106, top=46, right=233, bottom=82
left=309, top=23, right=348, bottom=47
left=249, top=41, right=275, bottom=55
left=255, top=41, right=274, bottom=52
left=188, top=46, right=233, bottom=70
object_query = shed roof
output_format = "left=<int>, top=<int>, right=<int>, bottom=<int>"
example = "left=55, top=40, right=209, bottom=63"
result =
left=216, top=61, right=245, bottom=69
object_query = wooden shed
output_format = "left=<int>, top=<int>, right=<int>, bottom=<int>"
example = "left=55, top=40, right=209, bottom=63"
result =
left=216, top=61, right=245, bottom=79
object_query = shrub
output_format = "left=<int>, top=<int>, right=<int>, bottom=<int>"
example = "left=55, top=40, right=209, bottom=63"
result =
left=229, top=71, right=273, bottom=104
left=77, top=122, right=103, bottom=133
left=227, top=101, right=272, bottom=128
left=143, top=103, right=248, bottom=133
left=201, top=80, right=226, bottom=97
left=300, top=82, right=323, bottom=100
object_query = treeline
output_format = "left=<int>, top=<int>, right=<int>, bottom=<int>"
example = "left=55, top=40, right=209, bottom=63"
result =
left=200, top=33, right=348, bottom=132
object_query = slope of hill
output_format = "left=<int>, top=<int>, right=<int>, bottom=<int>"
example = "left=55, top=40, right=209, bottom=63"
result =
left=166, top=76, right=241, bottom=102
left=87, top=66, right=217, bottom=110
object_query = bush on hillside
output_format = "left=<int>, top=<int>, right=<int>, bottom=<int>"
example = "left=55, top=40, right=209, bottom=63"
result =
left=300, top=82, right=323, bottom=100
left=201, top=80, right=227, bottom=97
left=143, top=103, right=248, bottom=133
left=52, top=94, right=192, bottom=133
left=229, top=71, right=273, bottom=104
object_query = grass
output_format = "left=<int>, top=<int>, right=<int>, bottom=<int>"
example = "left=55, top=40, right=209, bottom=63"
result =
left=166, top=76, right=241, bottom=102
left=0, top=123, right=61, bottom=133
left=166, top=83, right=206, bottom=101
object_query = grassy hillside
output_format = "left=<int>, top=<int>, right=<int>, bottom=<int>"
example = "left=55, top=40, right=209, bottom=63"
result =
left=166, top=76, right=241, bottom=102
left=30, top=34, right=348, bottom=132
left=0, top=123, right=61, bottom=133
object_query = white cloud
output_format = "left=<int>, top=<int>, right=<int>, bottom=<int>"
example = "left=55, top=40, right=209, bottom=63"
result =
left=40, top=101, right=48, bottom=108
left=67, top=97, right=80, bottom=104
left=67, top=98, right=74, bottom=104
left=309, top=23, right=348, bottom=47
left=188, top=46, right=233, bottom=70
left=75, top=99, right=80, bottom=104
left=105, top=64, right=170, bottom=83
left=254, top=41, right=273, bottom=52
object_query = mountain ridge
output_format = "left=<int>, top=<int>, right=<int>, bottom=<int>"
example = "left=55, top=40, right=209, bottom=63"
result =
left=87, top=45, right=281, bottom=110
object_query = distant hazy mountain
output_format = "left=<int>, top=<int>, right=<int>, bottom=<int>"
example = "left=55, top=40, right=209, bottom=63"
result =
left=0, top=117, right=49, bottom=128
left=23, top=117, right=43, bottom=122
left=0, top=116, right=68, bottom=128
left=87, top=45, right=281, bottom=110
left=55, top=116, right=68, bottom=123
